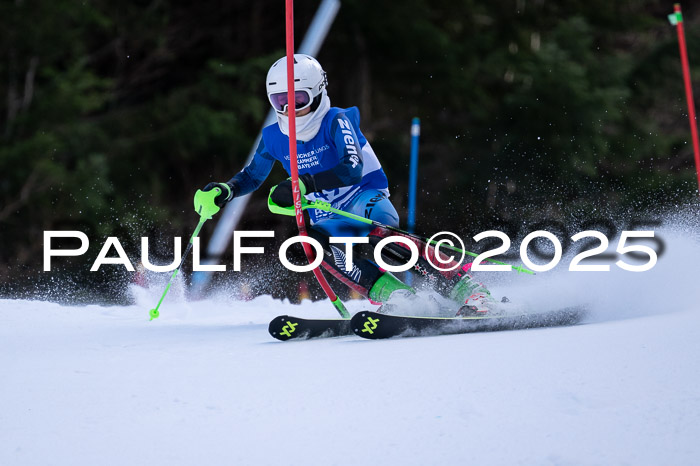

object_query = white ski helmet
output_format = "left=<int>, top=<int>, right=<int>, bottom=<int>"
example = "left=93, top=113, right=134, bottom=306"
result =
left=266, top=54, right=327, bottom=114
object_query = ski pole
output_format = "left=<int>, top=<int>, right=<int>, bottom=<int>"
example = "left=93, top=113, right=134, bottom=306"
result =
left=149, top=188, right=223, bottom=320
left=268, top=196, right=534, bottom=274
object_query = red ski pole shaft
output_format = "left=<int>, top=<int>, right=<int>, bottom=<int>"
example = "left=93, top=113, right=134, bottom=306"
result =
left=672, top=4, right=700, bottom=193
left=285, top=0, right=348, bottom=317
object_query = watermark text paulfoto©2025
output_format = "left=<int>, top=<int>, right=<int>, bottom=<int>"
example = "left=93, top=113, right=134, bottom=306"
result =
left=43, top=229, right=661, bottom=274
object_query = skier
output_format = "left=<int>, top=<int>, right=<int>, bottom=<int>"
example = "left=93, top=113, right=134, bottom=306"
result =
left=202, top=54, right=494, bottom=315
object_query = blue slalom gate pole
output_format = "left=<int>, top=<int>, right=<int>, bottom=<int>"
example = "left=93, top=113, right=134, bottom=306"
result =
left=406, top=117, right=420, bottom=286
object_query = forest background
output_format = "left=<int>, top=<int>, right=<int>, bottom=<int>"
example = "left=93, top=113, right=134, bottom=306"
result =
left=1, top=0, right=698, bottom=303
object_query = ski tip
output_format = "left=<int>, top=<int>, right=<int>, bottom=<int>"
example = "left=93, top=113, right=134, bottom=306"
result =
left=268, top=315, right=297, bottom=341
left=350, top=311, right=385, bottom=339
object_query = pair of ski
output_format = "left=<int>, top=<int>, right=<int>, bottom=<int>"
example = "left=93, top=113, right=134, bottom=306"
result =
left=268, top=307, right=586, bottom=341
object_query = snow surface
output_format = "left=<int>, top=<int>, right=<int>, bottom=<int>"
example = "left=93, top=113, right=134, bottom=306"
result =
left=2, top=228, right=700, bottom=465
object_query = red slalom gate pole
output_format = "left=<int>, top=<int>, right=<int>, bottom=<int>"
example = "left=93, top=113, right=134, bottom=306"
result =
left=670, top=3, right=700, bottom=193
left=285, top=0, right=349, bottom=317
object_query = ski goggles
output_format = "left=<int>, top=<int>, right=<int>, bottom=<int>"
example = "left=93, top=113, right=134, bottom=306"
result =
left=268, top=89, right=313, bottom=113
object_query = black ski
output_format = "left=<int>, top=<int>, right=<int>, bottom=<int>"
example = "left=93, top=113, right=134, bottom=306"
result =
left=268, top=315, right=353, bottom=341
left=350, top=307, right=587, bottom=339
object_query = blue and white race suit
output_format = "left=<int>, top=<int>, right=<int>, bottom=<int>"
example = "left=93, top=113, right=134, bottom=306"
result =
left=228, top=106, right=399, bottom=237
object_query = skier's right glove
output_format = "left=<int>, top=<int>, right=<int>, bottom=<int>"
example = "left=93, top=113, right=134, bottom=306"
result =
left=202, top=181, right=236, bottom=207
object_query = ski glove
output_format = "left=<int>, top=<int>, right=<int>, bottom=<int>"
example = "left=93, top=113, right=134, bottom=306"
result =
left=269, top=174, right=316, bottom=208
left=202, top=181, right=236, bottom=207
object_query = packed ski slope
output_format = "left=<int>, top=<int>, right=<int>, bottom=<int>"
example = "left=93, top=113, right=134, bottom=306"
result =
left=2, top=227, right=700, bottom=465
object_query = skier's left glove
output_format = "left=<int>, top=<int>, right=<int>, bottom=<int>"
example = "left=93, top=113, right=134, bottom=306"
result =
left=202, top=181, right=236, bottom=207
left=269, top=174, right=316, bottom=207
